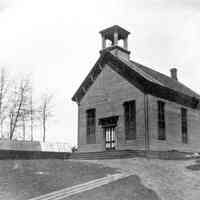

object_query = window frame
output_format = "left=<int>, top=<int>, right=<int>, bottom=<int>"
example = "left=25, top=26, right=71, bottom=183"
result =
left=123, top=100, right=136, bottom=140
left=157, top=100, right=166, bottom=140
left=181, top=108, right=188, bottom=144
left=86, top=108, right=96, bottom=144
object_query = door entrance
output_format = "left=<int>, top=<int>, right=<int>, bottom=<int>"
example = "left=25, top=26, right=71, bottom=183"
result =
left=99, top=116, right=118, bottom=151
left=105, top=126, right=115, bottom=150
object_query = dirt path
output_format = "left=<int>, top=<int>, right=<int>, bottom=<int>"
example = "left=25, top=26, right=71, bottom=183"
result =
left=70, top=158, right=200, bottom=200
left=28, top=172, right=132, bottom=200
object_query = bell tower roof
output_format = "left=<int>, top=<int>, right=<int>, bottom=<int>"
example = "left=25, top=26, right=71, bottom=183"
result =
left=99, top=25, right=130, bottom=42
left=99, top=25, right=131, bottom=59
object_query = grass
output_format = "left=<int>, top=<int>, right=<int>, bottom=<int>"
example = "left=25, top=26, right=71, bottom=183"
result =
left=65, top=175, right=161, bottom=200
left=0, top=159, right=118, bottom=200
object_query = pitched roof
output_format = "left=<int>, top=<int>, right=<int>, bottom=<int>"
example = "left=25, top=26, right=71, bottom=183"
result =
left=129, top=60, right=200, bottom=99
left=72, top=50, right=200, bottom=109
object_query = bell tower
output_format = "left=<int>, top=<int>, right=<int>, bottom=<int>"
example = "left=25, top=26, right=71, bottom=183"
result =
left=99, top=25, right=131, bottom=59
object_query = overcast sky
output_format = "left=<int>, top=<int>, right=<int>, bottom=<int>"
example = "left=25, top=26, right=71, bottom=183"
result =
left=0, top=0, right=200, bottom=146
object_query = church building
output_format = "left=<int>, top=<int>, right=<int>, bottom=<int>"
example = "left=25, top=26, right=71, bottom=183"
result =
left=72, top=25, right=200, bottom=152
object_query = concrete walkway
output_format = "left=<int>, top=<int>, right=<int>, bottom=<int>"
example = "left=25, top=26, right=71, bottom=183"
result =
left=28, top=172, right=132, bottom=200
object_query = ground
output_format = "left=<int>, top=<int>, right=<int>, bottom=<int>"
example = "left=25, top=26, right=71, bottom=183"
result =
left=68, top=158, right=200, bottom=200
left=0, top=159, right=118, bottom=200
left=0, top=158, right=200, bottom=200
left=65, top=175, right=161, bottom=200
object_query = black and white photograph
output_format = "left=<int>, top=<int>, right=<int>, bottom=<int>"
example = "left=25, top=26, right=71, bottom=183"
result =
left=0, top=0, right=200, bottom=199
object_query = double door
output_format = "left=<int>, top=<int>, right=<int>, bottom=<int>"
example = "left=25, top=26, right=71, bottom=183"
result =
left=105, top=126, right=115, bottom=150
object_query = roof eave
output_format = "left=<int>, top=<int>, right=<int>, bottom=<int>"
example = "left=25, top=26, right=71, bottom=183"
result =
left=71, top=51, right=108, bottom=103
left=72, top=51, right=200, bottom=109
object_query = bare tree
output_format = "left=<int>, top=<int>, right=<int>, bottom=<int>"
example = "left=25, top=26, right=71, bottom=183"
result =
left=0, top=69, right=55, bottom=142
left=28, top=86, right=37, bottom=141
left=8, top=78, right=31, bottom=140
left=0, top=68, right=10, bottom=138
left=30, top=89, right=34, bottom=141
left=38, top=93, right=54, bottom=142
left=20, top=82, right=38, bottom=141
left=19, top=107, right=31, bottom=140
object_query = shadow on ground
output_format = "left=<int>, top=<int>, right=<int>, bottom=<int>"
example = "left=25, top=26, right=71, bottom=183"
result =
left=186, top=159, right=200, bottom=170
left=0, top=159, right=119, bottom=200
left=66, top=175, right=161, bottom=200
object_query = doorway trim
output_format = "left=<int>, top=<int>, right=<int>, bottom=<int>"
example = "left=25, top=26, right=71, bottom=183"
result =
left=99, top=116, right=119, bottom=151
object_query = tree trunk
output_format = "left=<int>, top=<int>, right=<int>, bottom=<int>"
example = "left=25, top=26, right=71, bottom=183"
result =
left=42, top=104, right=46, bottom=143
left=43, top=119, right=45, bottom=142
left=30, top=95, right=33, bottom=141
left=22, top=115, right=25, bottom=140
left=31, top=119, right=33, bottom=141
left=0, top=120, right=3, bottom=138
left=10, top=92, right=24, bottom=140
left=9, top=115, right=13, bottom=140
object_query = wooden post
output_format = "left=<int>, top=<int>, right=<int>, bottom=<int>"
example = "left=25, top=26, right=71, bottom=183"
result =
left=102, top=35, right=106, bottom=49
left=124, top=38, right=128, bottom=50
left=114, top=31, right=118, bottom=46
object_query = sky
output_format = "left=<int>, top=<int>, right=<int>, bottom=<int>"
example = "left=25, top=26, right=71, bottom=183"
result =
left=0, top=0, right=200, bottom=146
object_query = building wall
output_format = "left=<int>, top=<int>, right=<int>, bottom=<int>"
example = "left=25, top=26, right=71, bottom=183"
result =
left=77, top=63, right=200, bottom=153
left=148, top=95, right=200, bottom=152
left=78, top=64, right=146, bottom=152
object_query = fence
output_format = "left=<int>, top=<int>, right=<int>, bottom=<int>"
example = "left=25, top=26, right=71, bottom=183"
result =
left=0, top=139, right=71, bottom=152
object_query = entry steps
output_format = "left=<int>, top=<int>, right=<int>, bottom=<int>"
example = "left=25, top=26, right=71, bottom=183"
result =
left=69, top=150, right=145, bottom=160
left=69, top=149, right=194, bottom=160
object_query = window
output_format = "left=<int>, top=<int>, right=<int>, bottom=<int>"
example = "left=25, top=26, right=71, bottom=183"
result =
left=181, top=108, right=188, bottom=143
left=86, top=109, right=96, bottom=144
left=158, top=101, right=166, bottom=140
left=124, top=100, right=136, bottom=140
